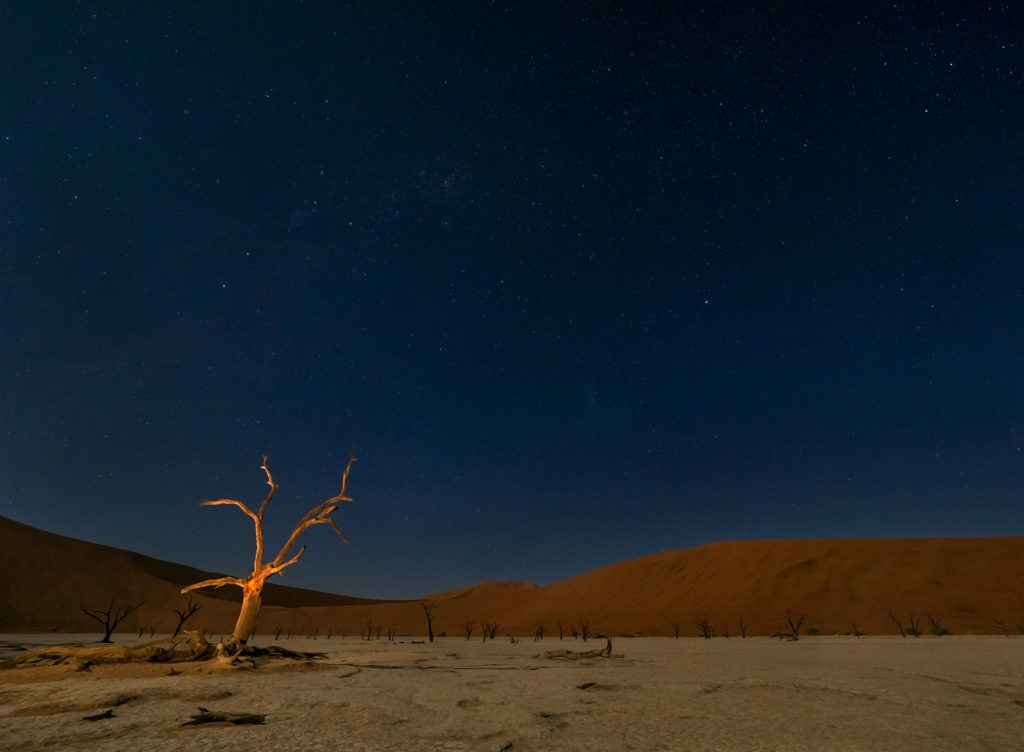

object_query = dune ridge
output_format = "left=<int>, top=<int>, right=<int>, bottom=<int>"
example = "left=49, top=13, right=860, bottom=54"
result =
left=1, top=515, right=1021, bottom=638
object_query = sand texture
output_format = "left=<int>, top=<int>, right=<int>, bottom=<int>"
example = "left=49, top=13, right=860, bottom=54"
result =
left=2, top=635, right=1023, bottom=751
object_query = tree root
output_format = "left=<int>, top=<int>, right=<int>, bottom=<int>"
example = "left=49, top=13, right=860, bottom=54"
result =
left=211, top=636, right=326, bottom=666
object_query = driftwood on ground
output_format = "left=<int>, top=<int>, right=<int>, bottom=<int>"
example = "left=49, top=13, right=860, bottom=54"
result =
left=83, top=709, right=115, bottom=721
left=0, top=631, right=211, bottom=669
left=182, top=706, right=267, bottom=725
left=534, top=637, right=618, bottom=661
left=0, top=629, right=326, bottom=670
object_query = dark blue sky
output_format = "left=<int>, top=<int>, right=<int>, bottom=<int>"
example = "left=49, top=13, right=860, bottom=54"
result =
left=3, top=3, right=1021, bottom=599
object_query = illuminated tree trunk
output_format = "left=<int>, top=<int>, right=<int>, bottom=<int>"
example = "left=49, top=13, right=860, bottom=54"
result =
left=183, top=454, right=357, bottom=649
left=233, top=581, right=264, bottom=642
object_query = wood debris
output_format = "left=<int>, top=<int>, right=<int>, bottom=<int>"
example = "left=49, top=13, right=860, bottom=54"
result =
left=182, top=706, right=266, bottom=726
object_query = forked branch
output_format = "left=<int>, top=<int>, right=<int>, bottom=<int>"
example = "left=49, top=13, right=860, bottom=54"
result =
left=270, top=454, right=357, bottom=569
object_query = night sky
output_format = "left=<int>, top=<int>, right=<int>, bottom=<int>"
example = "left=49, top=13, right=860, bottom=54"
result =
left=3, top=4, right=1021, bottom=599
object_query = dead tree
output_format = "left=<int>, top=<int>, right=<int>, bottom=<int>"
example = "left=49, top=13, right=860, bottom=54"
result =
left=889, top=611, right=921, bottom=637
left=463, top=621, right=475, bottom=640
left=696, top=617, right=713, bottom=639
left=481, top=621, right=499, bottom=642
left=182, top=454, right=356, bottom=648
left=420, top=601, right=437, bottom=643
left=171, top=597, right=201, bottom=638
left=738, top=617, right=747, bottom=639
left=81, top=599, right=142, bottom=643
left=579, top=618, right=590, bottom=642
left=906, top=614, right=921, bottom=637
left=775, top=610, right=805, bottom=641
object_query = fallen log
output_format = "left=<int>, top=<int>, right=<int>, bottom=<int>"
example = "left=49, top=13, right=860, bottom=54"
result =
left=83, top=709, right=115, bottom=721
left=183, top=706, right=266, bottom=725
left=0, top=632, right=209, bottom=669
left=1, top=630, right=324, bottom=670
left=534, top=637, right=618, bottom=661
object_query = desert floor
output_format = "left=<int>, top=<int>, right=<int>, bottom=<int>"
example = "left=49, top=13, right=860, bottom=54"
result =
left=1, top=634, right=1022, bottom=751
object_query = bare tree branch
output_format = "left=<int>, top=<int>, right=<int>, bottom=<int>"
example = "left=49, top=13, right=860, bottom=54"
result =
left=198, top=497, right=265, bottom=572
left=172, top=597, right=202, bottom=638
left=199, top=498, right=258, bottom=515
left=182, top=575, right=247, bottom=593
left=326, top=518, right=350, bottom=544
left=255, top=455, right=279, bottom=519
left=271, top=455, right=357, bottom=568
left=263, top=547, right=307, bottom=578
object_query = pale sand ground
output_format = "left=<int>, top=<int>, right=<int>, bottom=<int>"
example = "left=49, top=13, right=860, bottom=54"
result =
left=1, top=635, right=1022, bottom=751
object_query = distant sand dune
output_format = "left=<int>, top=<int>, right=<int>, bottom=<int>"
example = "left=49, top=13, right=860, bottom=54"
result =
left=2, top=515, right=1022, bottom=638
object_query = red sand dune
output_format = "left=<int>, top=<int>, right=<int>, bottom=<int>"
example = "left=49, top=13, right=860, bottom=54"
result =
left=2, top=515, right=1022, bottom=638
